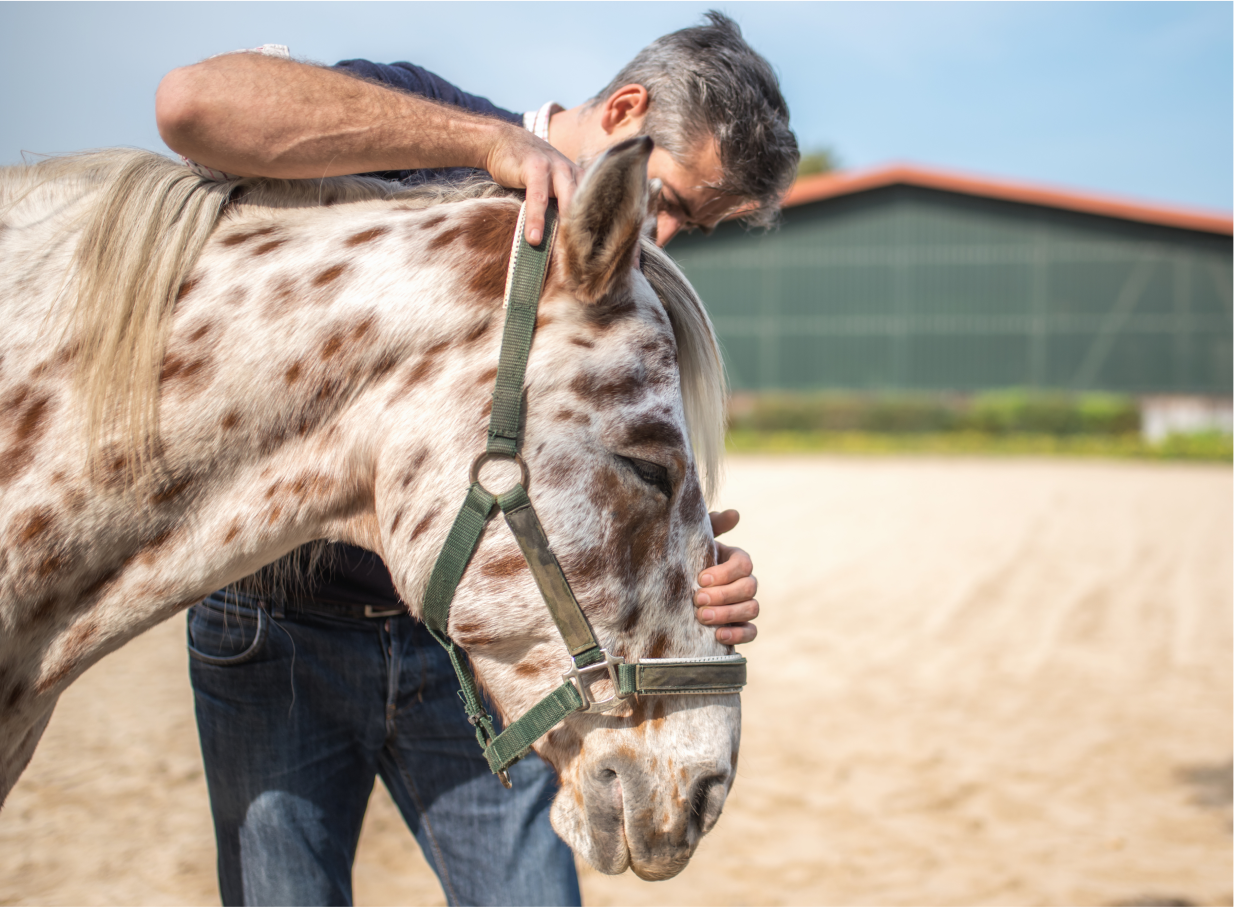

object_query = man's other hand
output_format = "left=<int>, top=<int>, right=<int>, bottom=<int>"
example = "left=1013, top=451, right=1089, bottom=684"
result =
left=695, top=509, right=758, bottom=645
left=484, top=127, right=581, bottom=246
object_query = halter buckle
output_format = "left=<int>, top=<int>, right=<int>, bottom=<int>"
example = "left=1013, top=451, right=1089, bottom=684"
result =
left=562, top=650, right=629, bottom=713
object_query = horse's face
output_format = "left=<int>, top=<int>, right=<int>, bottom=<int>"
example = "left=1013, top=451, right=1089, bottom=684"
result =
left=379, top=138, right=738, bottom=880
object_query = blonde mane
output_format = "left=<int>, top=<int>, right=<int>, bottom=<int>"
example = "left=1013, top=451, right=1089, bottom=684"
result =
left=1, top=149, right=724, bottom=498
left=639, top=242, right=727, bottom=504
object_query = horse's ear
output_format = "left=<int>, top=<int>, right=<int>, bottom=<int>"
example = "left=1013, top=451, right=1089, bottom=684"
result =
left=558, top=135, right=652, bottom=304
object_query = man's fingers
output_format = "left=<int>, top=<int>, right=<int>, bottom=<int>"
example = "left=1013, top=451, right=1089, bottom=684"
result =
left=694, top=575, right=757, bottom=608
left=698, top=545, right=753, bottom=589
left=523, top=173, right=548, bottom=245
left=695, top=598, right=760, bottom=626
left=708, top=509, right=740, bottom=537
left=715, top=622, right=757, bottom=645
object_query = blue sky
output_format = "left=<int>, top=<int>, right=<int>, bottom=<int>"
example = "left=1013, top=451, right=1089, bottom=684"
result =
left=1, top=1, right=1230, bottom=212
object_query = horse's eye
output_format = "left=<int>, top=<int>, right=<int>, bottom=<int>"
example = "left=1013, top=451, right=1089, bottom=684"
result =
left=619, top=456, right=673, bottom=498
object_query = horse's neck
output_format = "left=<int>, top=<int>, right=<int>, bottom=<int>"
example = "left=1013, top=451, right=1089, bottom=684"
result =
left=2, top=195, right=518, bottom=702
left=147, top=196, right=519, bottom=599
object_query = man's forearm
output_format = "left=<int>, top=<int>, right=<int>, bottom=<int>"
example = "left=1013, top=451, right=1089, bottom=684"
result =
left=156, top=53, right=510, bottom=179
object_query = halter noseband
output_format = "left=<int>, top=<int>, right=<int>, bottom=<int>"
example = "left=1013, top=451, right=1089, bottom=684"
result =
left=420, top=200, right=747, bottom=788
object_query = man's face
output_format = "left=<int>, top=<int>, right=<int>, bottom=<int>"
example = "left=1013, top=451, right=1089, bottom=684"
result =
left=643, top=138, right=744, bottom=247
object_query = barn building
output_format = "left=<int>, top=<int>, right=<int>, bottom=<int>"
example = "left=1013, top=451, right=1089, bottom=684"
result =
left=667, top=165, right=1233, bottom=399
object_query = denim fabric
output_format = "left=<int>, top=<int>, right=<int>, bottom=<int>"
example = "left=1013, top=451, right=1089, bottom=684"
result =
left=187, top=590, right=581, bottom=907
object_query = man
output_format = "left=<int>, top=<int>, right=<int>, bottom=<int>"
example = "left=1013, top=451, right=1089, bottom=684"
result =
left=157, top=12, right=796, bottom=907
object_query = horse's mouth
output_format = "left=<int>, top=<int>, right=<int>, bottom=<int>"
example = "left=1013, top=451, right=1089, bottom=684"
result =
left=560, top=764, right=712, bottom=881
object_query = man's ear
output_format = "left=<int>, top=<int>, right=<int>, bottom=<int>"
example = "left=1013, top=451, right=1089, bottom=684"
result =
left=558, top=135, right=652, bottom=303
left=599, top=84, right=650, bottom=135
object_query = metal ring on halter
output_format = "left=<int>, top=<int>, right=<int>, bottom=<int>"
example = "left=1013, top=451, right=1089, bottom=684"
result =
left=469, top=451, right=530, bottom=495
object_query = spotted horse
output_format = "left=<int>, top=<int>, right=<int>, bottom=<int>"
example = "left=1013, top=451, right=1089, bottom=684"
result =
left=0, top=137, right=746, bottom=879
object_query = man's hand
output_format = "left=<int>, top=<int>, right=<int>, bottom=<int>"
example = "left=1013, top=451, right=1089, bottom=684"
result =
left=695, top=509, right=758, bottom=645
left=484, top=130, right=581, bottom=246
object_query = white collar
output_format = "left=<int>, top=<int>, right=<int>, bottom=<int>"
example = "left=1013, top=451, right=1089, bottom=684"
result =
left=522, top=101, right=562, bottom=141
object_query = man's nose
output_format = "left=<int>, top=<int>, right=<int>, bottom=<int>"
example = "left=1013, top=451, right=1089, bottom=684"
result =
left=655, top=211, right=682, bottom=247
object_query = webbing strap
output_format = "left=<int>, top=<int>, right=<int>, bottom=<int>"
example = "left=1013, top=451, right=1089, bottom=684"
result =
left=498, top=485, right=603, bottom=665
left=485, top=681, right=584, bottom=773
left=420, top=483, right=499, bottom=749
left=617, top=657, right=747, bottom=696
left=487, top=202, right=558, bottom=456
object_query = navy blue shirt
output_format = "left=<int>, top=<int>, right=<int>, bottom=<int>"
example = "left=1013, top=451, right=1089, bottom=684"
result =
left=333, top=59, right=522, bottom=186
left=297, top=60, right=522, bottom=611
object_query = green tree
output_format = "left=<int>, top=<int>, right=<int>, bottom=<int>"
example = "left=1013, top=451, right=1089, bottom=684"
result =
left=796, top=147, right=839, bottom=177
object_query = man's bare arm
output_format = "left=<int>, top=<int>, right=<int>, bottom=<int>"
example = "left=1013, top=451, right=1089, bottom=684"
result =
left=156, top=53, right=577, bottom=243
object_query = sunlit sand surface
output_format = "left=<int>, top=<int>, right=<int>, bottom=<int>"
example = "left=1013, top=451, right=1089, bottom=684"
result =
left=2, top=457, right=1229, bottom=906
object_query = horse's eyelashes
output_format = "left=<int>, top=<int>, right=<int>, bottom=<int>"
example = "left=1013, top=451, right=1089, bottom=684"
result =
left=619, top=455, right=673, bottom=498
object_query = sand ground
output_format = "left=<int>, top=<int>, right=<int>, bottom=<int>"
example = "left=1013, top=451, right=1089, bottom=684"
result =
left=1, top=456, right=1230, bottom=906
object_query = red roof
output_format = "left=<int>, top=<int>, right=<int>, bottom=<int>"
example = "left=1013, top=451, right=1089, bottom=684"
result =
left=783, top=163, right=1233, bottom=236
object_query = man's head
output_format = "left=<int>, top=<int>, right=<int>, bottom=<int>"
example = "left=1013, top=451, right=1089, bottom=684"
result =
left=579, top=11, right=799, bottom=244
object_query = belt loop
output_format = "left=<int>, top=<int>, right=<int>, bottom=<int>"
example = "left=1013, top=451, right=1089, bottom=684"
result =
left=269, top=590, right=286, bottom=621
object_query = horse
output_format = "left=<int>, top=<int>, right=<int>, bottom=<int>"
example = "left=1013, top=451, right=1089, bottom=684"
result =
left=0, top=136, right=738, bottom=880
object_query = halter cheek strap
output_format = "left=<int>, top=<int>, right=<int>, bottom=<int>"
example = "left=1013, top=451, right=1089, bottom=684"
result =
left=419, top=200, right=746, bottom=789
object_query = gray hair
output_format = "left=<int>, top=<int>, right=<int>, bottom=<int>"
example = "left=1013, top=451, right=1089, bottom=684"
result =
left=591, top=11, right=799, bottom=229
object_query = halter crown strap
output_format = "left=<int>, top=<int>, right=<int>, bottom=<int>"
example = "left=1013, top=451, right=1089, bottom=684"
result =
left=487, top=203, right=558, bottom=457
left=419, top=198, right=746, bottom=788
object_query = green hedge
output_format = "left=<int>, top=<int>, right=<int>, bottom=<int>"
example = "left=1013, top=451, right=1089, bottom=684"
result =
left=727, top=391, right=1141, bottom=436
left=725, top=430, right=1232, bottom=462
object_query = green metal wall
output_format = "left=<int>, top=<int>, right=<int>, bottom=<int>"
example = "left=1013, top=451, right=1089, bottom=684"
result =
left=667, top=185, right=1233, bottom=395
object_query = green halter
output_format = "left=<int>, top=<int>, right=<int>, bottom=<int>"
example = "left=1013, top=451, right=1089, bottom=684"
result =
left=419, top=200, right=746, bottom=788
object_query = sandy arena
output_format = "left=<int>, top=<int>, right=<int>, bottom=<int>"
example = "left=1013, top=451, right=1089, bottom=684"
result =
left=1, top=456, right=1230, bottom=906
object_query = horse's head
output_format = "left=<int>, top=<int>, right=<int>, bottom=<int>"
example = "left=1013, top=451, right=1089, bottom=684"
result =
left=378, top=138, right=737, bottom=880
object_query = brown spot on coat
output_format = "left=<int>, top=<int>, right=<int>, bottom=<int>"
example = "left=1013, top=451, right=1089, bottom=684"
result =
left=221, top=225, right=277, bottom=247
left=15, top=508, right=53, bottom=543
left=460, top=203, right=519, bottom=299
left=221, top=410, right=242, bottom=430
left=453, top=621, right=497, bottom=648
left=284, top=360, right=303, bottom=384
left=160, top=355, right=213, bottom=393
left=254, top=239, right=287, bottom=256
left=427, top=225, right=464, bottom=251
left=514, top=661, right=542, bottom=678
left=150, top=477, right=193, bottom=506
left=176, top=278, right=199, bottom=301
left=0, top=393, right=52, bottom=486
left=223, top=521, right=241, bottom=544
left=400, top=357, right=434, bottom=390
left=480, top=552, right=525, bottom=579
left=345, top=226, right=390, bottom=247
left=187, top=321, right=215, bottom=343
left=570, top=368, right=645, bottom=408
left=321, top=333, right=344, bottom=360
left=622, top=418, right=686, bottom=453
left=313, top=264, right=347, bottom=287
left=409, top=506, right=440, bottom=539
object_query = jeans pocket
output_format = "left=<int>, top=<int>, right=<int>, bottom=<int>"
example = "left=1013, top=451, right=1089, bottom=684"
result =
left=187, top=597, right=269, bottom=666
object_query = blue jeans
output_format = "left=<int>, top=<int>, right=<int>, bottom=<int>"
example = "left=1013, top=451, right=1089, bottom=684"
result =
left=187, top=590, right=581, bottom=907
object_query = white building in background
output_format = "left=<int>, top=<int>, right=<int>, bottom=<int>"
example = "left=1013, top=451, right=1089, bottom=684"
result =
left=1140, top=396, right=1234, bottom=442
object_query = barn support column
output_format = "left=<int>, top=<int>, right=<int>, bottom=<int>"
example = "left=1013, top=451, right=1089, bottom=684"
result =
left=891, top=245, right=910, bottom=388
left=1029, top=222, right=1050, bottom=387
left=1172, top=255, right=1193, bottom=392
left=758, top=260, right=780, bottom=390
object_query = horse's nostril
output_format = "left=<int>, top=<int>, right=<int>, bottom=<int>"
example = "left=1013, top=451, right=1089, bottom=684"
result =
left=689, top=773, right=727, bottom=835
